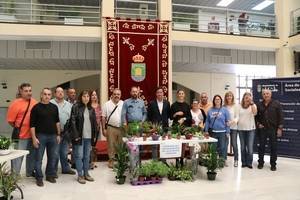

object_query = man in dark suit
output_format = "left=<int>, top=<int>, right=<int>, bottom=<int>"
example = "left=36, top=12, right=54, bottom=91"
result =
left=147, top=87, right=171, bottom=159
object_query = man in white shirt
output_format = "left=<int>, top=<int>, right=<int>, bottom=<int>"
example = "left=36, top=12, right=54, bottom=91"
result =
left=101, top=88, right=124, bottom=168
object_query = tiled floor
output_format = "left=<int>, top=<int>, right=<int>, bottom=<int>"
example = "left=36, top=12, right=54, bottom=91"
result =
left=12, top=155, right=300, bottom=200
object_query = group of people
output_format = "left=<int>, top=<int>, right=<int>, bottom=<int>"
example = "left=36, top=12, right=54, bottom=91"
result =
left=7, top=84, right=101, bottom=186
left=6, top=83, right=283, bottom=187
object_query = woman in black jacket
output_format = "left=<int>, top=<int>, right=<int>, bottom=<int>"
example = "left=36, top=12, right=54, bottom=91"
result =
left=71, top=90, right=99, bottom=184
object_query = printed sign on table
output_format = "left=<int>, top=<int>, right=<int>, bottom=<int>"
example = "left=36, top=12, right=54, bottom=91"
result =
left=160, top=140, right=182, bottom=158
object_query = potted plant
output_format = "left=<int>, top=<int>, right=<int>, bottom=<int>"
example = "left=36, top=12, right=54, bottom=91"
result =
left=150, top=123, right=162, bottom=141
left=156, top=162, right=169, bottom=179
left=202, top=144, right=225, bottom=181
left=0, top=136, right=11, bottom=155
left=113, top=143, right=129, bottom=184
left=183, top=127, right=197, bottom=139
left=167, top=163, right=193, bottom=182
left=0, top=162, right=21, bottom=200
left=137, top=164, right=152, bottom=181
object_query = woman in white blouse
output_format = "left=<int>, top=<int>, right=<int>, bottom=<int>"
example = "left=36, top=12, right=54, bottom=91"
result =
left=190, top=99, right=206, bottom=128
left=224, top=91, right=239, bottom=167
left=237, top=92, right=257, bottom=169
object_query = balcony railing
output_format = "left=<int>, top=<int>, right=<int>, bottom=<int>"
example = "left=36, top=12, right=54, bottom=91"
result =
left=0, top=1, right=100, bottom=26
left=173, top=4, right=277, bottom=38
left=290, top=8, right=300, bottom=36
left=115, top=0, right=157, bottom=20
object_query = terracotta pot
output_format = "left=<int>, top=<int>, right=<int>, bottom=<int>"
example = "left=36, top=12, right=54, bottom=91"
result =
left=185, top=133, right=193, bottom=139
left=138, top=176, right=145, bottom=181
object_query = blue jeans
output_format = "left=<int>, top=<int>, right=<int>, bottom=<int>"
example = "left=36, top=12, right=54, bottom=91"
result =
left=230, top=129, right=239, bottom=161
left=11, top=138, right=35, bottom=176
left=211, top=132, right=226, bottom=159
left=73, top=139, right=91, bottom=177
left=55, top=138, right=71, bottom=173
left=239, top=130, right=255, bottom=166
left=35, top=134, right=58, bottom=180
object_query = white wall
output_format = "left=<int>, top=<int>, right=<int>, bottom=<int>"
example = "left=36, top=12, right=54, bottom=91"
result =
left=173, top=72, right=236, bottom=101
left=0, top=70, right=99, bottom=107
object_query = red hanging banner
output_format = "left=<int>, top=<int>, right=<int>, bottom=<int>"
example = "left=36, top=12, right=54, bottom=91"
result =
left=106, top=18, right=169, bottom=105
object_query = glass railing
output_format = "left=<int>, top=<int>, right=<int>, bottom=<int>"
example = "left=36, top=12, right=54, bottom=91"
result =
left=0, top=1, right=100, bottom=26
left=290, top=8, right=300, bottom=36
left=173, top=4, right=277, bottom=38
left=115, top=0, right=157, bottom=20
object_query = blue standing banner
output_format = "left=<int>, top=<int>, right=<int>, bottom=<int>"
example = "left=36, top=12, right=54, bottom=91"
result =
left=252, top=77, right=300, bottom=159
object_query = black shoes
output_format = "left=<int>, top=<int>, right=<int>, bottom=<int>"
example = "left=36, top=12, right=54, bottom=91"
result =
left=46, top=177, right=56, bottom=183
left=62, top=170, right=76, bottom=175
left=257, top=163, right=264, bottom=169
left=26, top=171, right=36, bottom=178
left=36, top=180, right=44, bottom=187
left=247, top=165, right=253, bottom=169
left=241, top=165, right=247, bottom=168
left=271, top=166, right=277, bottom=171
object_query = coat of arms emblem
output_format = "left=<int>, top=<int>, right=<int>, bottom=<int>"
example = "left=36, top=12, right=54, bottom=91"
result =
left=131, top=53, right=146, bottom=82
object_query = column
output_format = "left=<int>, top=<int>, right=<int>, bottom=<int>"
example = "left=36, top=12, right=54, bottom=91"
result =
left=275, top=0, right=299, bottom=77
left=100, top=0, right=114, bottom=105
left=158, top=0, right=173, bottom=102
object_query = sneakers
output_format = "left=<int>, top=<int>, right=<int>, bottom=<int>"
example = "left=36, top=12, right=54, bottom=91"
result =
left=271, top=166, right=277, bottom=171
left=36, top=179, right=44, bottom=187
left=108, top=160, right=114, bottom=169
left=234, top=160, right=238, bottom=167
left=62, top=170, right=76, bottom=175
left=84, top=175, right=95, bottom=182
left=46, top=177, right=56, bottom=183
left=258, top=163, right=264, bottom=169
left=77, top=176, right=86, bottom=184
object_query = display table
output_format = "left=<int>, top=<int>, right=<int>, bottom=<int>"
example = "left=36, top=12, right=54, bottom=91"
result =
left=0, top=150, right=29, bottom=163
left=124, top=136, right=218, bottom=176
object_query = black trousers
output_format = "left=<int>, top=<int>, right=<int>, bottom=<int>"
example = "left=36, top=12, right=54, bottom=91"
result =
left=257, top=128, right=277, bottom=166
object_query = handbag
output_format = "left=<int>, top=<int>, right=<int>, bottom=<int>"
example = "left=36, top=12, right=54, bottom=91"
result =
left=208, top=108, right=221, bottom=136
left=12, top=99, right=31, bottom=140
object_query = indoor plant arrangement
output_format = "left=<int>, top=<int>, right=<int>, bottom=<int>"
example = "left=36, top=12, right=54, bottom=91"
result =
left=183, top=127, right=198, bottom=139
left=113, top=143, right=129, bottom=184
left=167, top=163, right=193, bottom=182
left=0, top=136, right=11, bottom=155
left=136, top=160, right=169, bottom=182
left=171, top=124, right=185, bottom=139
left=201, top=144, right=225, bottom=180
left=125, top=121, right=141, bottom=137
left=0, top=162, right=21, bottom=200
left=150, top=122, right=163, bottom=141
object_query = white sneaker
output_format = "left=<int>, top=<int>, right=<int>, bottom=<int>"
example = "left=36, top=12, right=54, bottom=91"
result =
left=234, top=160, right=238, bottom=167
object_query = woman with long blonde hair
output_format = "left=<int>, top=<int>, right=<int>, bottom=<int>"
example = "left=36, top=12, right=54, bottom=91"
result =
left=224, top=91, right=239, bottom=167
left=237, top=92, right=257, bottom=169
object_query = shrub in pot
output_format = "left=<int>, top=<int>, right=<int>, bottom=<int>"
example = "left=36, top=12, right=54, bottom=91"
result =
left=202, top=144, right=224, bottom=180
left=0, top=136, right=11, bottom=156
left=113, top=143, right=129, bottom=184
left=0, top=162, right=21, bottom=200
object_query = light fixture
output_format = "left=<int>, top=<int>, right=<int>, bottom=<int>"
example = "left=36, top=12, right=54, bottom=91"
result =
left=217, top=0, right=234, bottom=7
left=252, top=0, right=274, bottom=11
